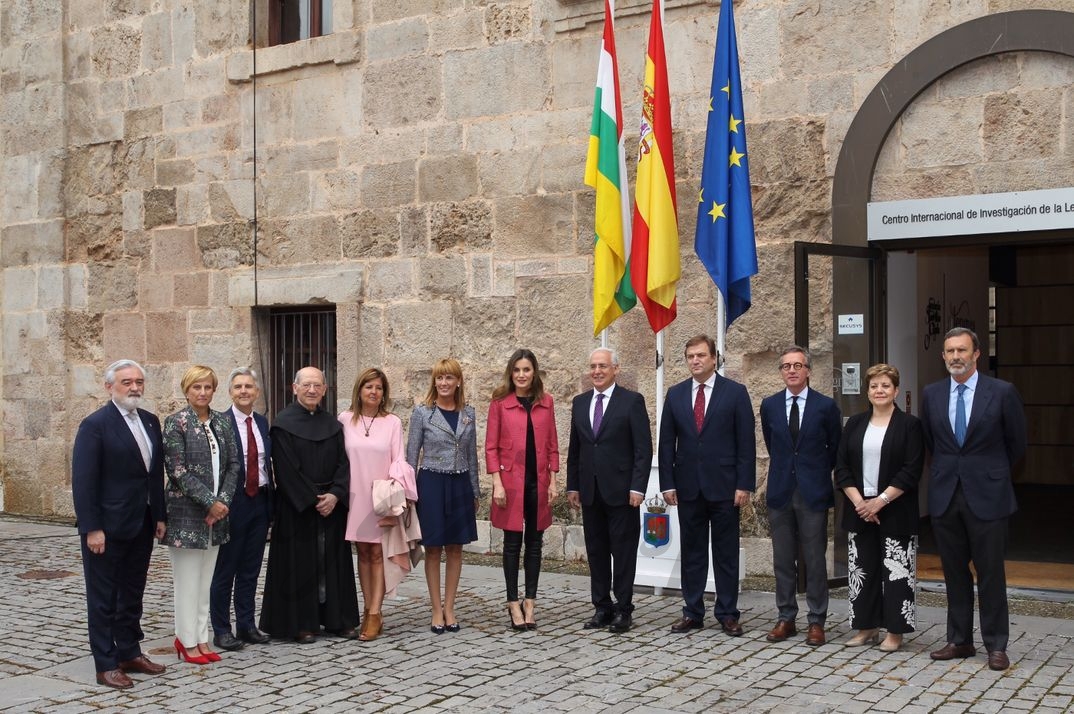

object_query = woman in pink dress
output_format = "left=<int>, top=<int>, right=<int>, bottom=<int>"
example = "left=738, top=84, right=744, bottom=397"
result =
left=340, top=368, right=416, bottom=641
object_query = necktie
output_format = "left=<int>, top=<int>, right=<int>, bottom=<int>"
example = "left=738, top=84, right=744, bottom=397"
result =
left=126, top=412, right=151, bottom=471
left=245, top=416, right=259, bottom=497
left=694, top=383, right=706, bottom=432
left=789, top=396, right=800, bottom=446
left=955, top=384, right=968, bottom=447
left=592, top=393, right=604, bottom=435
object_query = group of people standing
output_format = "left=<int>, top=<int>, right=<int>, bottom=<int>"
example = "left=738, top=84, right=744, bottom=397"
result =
left=756, top=328, right=1024, bottom=674
left=71, top=326, right=1025, bottom=690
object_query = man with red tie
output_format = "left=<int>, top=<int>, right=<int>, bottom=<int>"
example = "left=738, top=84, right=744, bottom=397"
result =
left=210, top=368, right=274, bottom=650
left=659, top=335, right=756, bottom=636
left=72, top=359, right=167, bottom=689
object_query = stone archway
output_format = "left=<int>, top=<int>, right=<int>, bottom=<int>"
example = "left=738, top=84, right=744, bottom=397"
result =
left=831, top=9, right=1074, bottom=246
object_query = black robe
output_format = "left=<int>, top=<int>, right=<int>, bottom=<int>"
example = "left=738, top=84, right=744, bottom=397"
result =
left=259, top=403, right=359, bottom=637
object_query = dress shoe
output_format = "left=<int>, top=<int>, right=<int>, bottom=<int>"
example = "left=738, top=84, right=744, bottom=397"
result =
left=766, top=620, right=797, bottom=642
left=294, top=631, right=316, bottom=644
left=670, top=616, right=703, bottom=633
left=806, top=623, right=826, bottom=646
left=879, top=634, right=902, bottom=652
left=118, top=654, right=166, bottom=675
left=359, top=613, right=382, bottom=641
left=720, top=618, right=744, bottom=637
left=173, top=638, right=211, bottom=664
left=196, top=645, right=222, bottom=662
left=930, top=642, right=976, bottom=660
left=96, top=669, right=133, bottom=690
left=507, top=603, right=528, bottom=631
left=335, top=627, right=360, bottom=640
left=987, top=650, right=1010, bottom=671
left=213, top=632, right=246, bottom=651
left=237, top=628, right=271, bottom=645
left=430, top=624, right=446, bottom=635
left=608, top=612, right=632, bottom=633
left=584, top=611, right=615, bottom=630
left=522, top=598, right=537, bottom=630
left=844, top=629, right=880, bottom=647
left=445, top=623, right=461, bottom=633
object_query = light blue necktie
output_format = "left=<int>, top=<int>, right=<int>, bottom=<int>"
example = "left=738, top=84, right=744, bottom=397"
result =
left=954, top=384, right=968, bottom=447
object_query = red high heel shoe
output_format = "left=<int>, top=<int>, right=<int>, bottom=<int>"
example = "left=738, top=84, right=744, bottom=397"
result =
left=174, top=638, right=211, bottom=665
left=197, top=644, right=222, bottom=662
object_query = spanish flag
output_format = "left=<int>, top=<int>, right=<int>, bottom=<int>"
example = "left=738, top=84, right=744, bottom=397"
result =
left=585, top=0, right=636, bottom=336
left=630, top=0, right=680, bottom=334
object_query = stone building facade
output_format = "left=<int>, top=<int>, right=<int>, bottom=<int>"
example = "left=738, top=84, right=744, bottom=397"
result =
left=2, top=0, right=1073, bottom=542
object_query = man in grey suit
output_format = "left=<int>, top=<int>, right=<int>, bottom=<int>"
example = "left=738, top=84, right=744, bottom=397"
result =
left=760, top=346, right=841, bottom=646
left=920, top=327, right=1026, bottom=671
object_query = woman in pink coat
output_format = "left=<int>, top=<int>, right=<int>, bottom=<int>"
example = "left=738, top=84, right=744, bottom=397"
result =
left=485, top=349, right=559, bottom=631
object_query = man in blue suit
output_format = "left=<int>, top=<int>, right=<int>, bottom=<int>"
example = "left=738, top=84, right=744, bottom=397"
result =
left=760, top=346, right=841, bottom=646
left=72, top=359, right=167, bottom=690
left=659, top=335, right=755, bottom=635
left=920, top=327, right=1026, bottom=671
left=210, top=368, right=274, bottom=651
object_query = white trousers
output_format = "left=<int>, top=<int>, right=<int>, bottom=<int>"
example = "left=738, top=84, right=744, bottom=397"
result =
left=169, top=545, right=220, bottom=647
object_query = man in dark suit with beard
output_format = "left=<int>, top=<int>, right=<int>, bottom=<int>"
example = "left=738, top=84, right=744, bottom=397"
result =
left=920, top=327, right=1026, bottom=671
left=72, top=359, right=167, bottom=689
left=659, top=335, right=756, bottom=636
left=567, top=348, right=653, bottom=633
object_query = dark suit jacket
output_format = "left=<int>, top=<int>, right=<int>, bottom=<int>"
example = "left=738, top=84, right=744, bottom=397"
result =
left=224, top=409, right=274, bottom=499
left=920, top=373, right=1026, bottom=521
left=72, top=401, right=166, bottom=539
left=566, top=385, right=653, bottom=506
left=658, top=374, right=756, bottom=501
left=834, top=407, right=924, bottom=535
left=760, top=389, right=841, bottom=512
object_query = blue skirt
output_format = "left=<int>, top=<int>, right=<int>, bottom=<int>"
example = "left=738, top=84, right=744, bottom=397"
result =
left=416, top=468, right=478, bottom=547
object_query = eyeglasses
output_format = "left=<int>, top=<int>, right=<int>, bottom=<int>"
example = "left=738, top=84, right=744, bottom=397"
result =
left=297, top=383, right=325, bottom=391
left=779, top=362, right=808, bottom=372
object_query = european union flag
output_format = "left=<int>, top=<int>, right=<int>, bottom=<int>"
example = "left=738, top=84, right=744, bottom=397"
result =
left=694, top=0, right=757, bottom=328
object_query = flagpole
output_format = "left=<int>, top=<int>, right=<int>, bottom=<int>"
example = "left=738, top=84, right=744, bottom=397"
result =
left=716, top=294, right=726, bottom=376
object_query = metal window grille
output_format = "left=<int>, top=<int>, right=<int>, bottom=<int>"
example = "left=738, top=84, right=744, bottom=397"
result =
left=266, top=307, right=337, bottom=417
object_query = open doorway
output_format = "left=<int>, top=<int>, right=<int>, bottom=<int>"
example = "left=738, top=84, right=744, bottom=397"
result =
left=887, top=242, right=1074, bottom=590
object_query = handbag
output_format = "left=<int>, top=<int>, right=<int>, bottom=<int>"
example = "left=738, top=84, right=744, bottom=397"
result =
left=372, top=478, right=406, bottom=518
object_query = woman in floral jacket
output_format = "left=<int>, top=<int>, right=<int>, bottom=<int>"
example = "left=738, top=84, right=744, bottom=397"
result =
left=162, top=365, right=239, bottom=664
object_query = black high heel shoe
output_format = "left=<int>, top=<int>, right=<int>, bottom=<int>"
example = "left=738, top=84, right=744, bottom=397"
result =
left=507, top=602, right=527, bottom=631
left=445, top=623, right=460, bottom=633
left=430, top=624, right=445, bottom=635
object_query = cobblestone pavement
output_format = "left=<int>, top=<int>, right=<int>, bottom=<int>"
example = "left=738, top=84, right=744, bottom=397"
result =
left=2, top=516, right=1072, bottom=713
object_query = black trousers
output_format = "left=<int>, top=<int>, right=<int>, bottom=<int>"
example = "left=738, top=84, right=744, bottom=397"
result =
left=931, top=483, right=1010, bottom=651
left=582, top=488, right=640, bottom=616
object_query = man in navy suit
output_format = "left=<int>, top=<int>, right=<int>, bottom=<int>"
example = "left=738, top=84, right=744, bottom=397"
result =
left=921, top=327, right=1026, bottom=671
left=760, top=346, right=841, bottom=646
left=567, top=348, right=653, bottom=633
left=210, top=368, right=274, bottom=651
left=659, top=335, right=755, bottom=635
left=72, top=359, right=167, bottom=690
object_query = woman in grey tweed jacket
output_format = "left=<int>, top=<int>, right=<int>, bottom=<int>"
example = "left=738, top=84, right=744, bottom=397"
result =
left=162, top=365, right=239, bottom=664
left=406, top=358, right=479, bottom=633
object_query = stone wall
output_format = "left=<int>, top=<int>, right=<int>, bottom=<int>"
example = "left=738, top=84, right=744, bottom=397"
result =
left=1, top=1, right=1072, bottom=525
